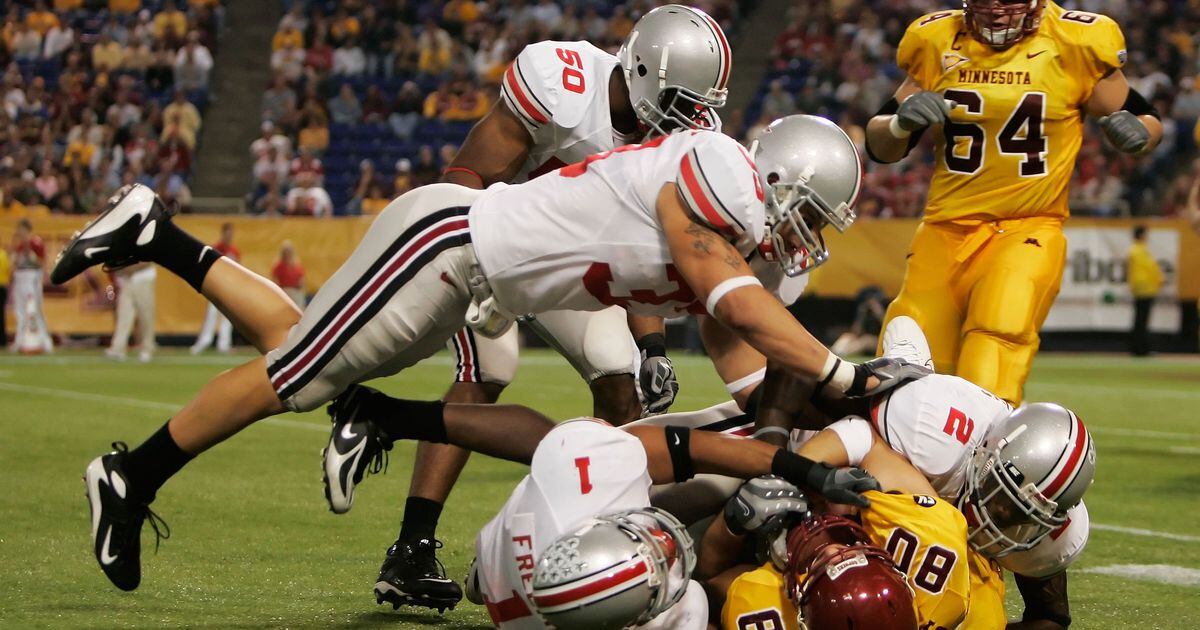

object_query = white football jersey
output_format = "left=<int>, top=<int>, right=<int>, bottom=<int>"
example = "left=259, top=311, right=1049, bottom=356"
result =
left=869, top=373, right=1013, bottom=501
left=470, top=130, right=781, bottom=318
left=501, top=40, right=634, bottom=182
left=474, top=420, right=653, bottom=629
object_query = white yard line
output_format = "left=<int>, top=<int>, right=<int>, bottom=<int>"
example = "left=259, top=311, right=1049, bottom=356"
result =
left=1081, top=564, right=1200, bottom=587
left=1088, top=427, right=1200, bottom=441
left=1091, top=524, right=1200, bottom=543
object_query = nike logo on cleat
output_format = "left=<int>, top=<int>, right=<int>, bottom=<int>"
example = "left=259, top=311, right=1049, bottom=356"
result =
left=99, top=528, right=119, bottom=565
left=341, top=423, right=359, bottom=441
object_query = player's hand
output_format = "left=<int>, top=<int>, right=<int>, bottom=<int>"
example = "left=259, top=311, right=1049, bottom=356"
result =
left=724, top=475, right=809, bottom=536
left=639, top=355, right=679, bottom=415
left=851, top=357, right=934, bottom=398
left=806, top=463, right=880, bottom=508
left=895, top=90, right=952, bottom=133
left=1098, top=110, right=1151, bottom=154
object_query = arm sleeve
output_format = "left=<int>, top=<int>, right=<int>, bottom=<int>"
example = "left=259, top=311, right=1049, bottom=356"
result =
left=675, top=133, right=766, bottom=245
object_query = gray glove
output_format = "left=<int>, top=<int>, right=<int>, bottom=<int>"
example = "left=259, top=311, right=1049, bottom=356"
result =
left=805, top=463, right=881, bottom=508
left=857, top=356, right=934, bottom=398
left=1099, top=110, right=1151, bottom=153
left=896, top=91, right=952, bottom=133
left=724, top=475, right=810, bottom=536
left=639, top=354, right=679, bottom=415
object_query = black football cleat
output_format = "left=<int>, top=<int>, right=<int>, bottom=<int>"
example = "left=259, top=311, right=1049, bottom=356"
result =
left=83, top=442, right=170, bottom=591
left=375, top=538, right=462, bottom=613
left=51, top=183, right=173, bottom=285
left=322, top=384, right=392, bottom=514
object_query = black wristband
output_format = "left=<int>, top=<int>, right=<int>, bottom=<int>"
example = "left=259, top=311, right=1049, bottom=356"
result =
left=848, top=363, right=870, bottom=397
left=636, top=333, right=668, bottom=358
left=770, top=450, right=817, bottom=489
left=1122, top=87, right=1161, bottom=120
left=665, top=426, right=694, bottom=483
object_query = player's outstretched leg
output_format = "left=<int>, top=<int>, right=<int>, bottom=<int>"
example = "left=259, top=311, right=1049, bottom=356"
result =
left=52, top=183, right=301, bottom=353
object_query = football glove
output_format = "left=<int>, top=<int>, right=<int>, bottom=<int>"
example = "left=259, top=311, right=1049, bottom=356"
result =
left=896, top=90, right=952, bottom=133
left=638, top=333, right=679, bottom=416
left=1099, top=110, right=1151, bottom=154
left=724, top=475, right=810, bottom=536
left=854, top=356, right=934, bottom=397
left=805, top=463, right=880, bottom=508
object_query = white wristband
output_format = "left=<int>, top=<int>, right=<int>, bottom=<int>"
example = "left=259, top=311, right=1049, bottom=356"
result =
left=888, top=115, right=912, bottom=139
left=706, top=276, right=762, bottom=316
left=819, top=353, right=857, bottom=394
left=724, top=367, right=767, bottom=395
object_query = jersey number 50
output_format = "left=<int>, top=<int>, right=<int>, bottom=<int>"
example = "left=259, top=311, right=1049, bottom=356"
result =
left=556, top=48, right=586, bottom=94
left=942, top=89, right=1048, bottom=178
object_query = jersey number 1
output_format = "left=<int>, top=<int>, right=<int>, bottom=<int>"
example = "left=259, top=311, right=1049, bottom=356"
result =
left=574, top=457, right=593, bottom=494
left=556, top=48, right=586, bottom=94
left=942, top=89, right=1048, bottom=177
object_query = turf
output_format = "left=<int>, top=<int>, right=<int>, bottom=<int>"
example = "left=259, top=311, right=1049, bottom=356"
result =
left=0, top=350, right=1197, bottom=629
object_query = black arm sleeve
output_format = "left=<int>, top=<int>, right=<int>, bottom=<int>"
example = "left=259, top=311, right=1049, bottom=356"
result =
left=1122, top=87, right=1161, bottom=120
left=865, top=97, right=926, bottom=164
left=1016, top=572, right=1072, bottom=628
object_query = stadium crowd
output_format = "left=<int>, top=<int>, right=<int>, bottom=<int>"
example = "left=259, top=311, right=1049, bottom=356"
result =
left=0, top=0, right=222, bottom=218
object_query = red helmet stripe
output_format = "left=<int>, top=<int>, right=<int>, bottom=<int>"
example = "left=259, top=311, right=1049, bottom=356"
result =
left=531, top=559, right=649, bottom=609
left=699, top=11, right=731, bottom=90
left=1040, top=413, right=1089, bottom=500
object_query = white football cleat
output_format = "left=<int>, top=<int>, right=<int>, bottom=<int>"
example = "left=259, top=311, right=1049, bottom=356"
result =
left=881, top=315, right=934, bottom=370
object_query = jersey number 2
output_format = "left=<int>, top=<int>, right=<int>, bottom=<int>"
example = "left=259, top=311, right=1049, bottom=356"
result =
left=556, top=48, right=586, bottom=94
left=942, top=89, right=1048, bottom=177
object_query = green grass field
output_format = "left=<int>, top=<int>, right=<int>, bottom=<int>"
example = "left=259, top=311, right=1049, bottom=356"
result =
left=1, top=349, right=1198, bottom=629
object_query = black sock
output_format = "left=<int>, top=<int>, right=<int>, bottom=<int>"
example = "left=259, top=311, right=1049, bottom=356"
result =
left=122, top=421, right=195, bottom=503
left=366, top=392, right=448, bottom=444
left=399, top=496, right=443, bottom=542
left=143, top=220, right=222, bottom=292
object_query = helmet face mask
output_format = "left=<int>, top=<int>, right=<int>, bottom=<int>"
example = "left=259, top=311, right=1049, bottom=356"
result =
left=964, top=0, right=1044, bottom=48
left=761, top=178, right=850, bottom=276
left=961, top=448, right=1065, bottom=557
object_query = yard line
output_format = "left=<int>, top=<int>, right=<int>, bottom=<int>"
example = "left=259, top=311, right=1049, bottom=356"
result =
left=1081, top=564, right=1200, bottom=587
left=1088, top=426, right=1200, bottom=441
left=1028, top=382, right=1200, bottom=401
left=0, top=381, right=327, bottom=434
left=1092, top=523, right=1200, bottom=543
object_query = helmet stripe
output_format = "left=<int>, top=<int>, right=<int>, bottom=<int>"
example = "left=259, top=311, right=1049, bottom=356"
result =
left=1040, top=413, right=1089, bottom=500
left=531, top=557, right=650, bottom=610
left=696, top=10, right=731, bottom=90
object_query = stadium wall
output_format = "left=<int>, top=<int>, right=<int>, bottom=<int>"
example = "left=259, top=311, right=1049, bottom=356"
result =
left=2, top=215, right=1198, bottom=336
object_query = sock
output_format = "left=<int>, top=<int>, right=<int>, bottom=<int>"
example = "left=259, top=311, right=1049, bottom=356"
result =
left=143, top=220, right=222, bottom=292
left=122, top=421, right=195, bottom=503
left=398, top=496, right=444, bottom=542
left=366, top=393, right=448, bottom=444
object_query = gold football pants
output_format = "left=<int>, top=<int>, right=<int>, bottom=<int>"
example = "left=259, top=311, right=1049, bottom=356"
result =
left=881, top=217, right=1066, bottom=404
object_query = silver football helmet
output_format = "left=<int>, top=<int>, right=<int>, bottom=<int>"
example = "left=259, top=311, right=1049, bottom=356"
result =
left=749, top=115, right=862, bottom=276
left=618, top=5, right=730, bottom=137
left=960, top=403, right=1096, bottom=558
left=530, top=507, right=695, bottom=630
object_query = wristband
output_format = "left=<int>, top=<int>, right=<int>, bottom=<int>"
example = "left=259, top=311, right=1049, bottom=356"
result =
left=888, top=115, right=912, bottom=139
left=752, top=426, right=791, bottom=441
left=442, top=166, right=484, bottom=186
left=665, top=426, right=695, bottom=483
left=817, top=353, right=857, bottom=394
left=770, top=449, right=817, bottom=489
left=636, top=332, right=668, bottom=358
left=706, top=276, right=762, bottom=315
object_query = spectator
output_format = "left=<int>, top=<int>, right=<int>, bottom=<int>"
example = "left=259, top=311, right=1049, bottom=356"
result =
left=285, top=171, right=333, bottom=217
left=106, top=89, right=143, bottom=130
left=271, top=38, right=306, bottom=82
left=361, top=181, right=389, bottom=214
left=333, top=36, right=367, bottom=76
left=26, top=1, right=60, bottom=37
left=417, top=20, right=453, bottom=75
left=387, top=25, right=420, bottom=77
left=0, top=245, right=8, bottom=345
left=272, top=24, right=305, bottom=51
left=423, top=79, right=488, bottom=121
left=261, top=74, right=297, bottom=126
left=271, top=240, right=306, bottom=307
left=1187, top=172, right=1200, bottom=235
left=329, top=83, right=363, bottom=125
left=389, top=80, right=424, bottom=139
left=164, top=90, right=201, bottom=138
left=99, top=15, right=129, bottom=46
left=161, top=111, right=197, bottom=151
left=108, top=0, right=141, bottom=14
left=330, top=7, right=361, bottom=46
left=392, top=158, right=413, bottom=196
left=607, top=5, right=635, bottom=42
left=122, top=38, right=154, bottom=71
left=252, top=144, right=290, bottom=192
left=255, top=187, right=284, bottom=215
left=145, top=43, right=176, bottom=93
left=157, top=130, right=192, bottom=171
left=762, top=80, right=797, bottom=120
left=11, top=24, right=43, bottom=61
left=279, top=3, right=308, bottom=33
left=305, top=37, right=335, bottom=75
left=153, top=0, right=188, bottom=43
left=175, top=32, right=215, bottom=91
left=530, top=0, right=563, bottom=31
left=9, top=218, right=53, bottom=353
left=1127, top=225, right=1164, bottom=356
left=106, top=263, right=157, bottom=362
left=361, top=85, right=390, bottom=123
left=289, top=145, right=324, bottom=183
left=43, top=19, right=75, bottom=59
left=346, top=158, right=376, bottom=214
left=251, top=120, right=291, bottom=159
left=191, top=223, right=237, bottom=354
left=297, top=115, right=330, bottom=153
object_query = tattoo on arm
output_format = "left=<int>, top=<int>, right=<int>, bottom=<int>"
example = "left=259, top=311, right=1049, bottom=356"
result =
left=684, top=220, right=744, bottom=271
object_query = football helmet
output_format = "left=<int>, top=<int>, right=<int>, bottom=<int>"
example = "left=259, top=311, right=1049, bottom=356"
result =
left=959, top=403, right=1096, bottom=558
left=619, top=5, right=730, bottom=137
left=530, top=507, right=695, bottom=630
left=782, top=514, right=918, bottom=630
left=963, top=0, right=1046, bottom=48
left=750, top=115, right=862, bottom=276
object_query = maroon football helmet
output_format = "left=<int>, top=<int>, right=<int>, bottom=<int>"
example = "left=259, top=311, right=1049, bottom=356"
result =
left=783, top=514, right=918, bottom=630
left=963, top=0, right=1046, bottom=48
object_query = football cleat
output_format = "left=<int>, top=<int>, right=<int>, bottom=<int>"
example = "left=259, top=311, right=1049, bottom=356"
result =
left=881, top=315, right=935, bottom=370
left=83, top=442, right=170, bottom=591
left=50, top=183, right=172, bottom=285
left=375, top=538, right=462, bottom=613
left=322, top=384, right=392, bottom=514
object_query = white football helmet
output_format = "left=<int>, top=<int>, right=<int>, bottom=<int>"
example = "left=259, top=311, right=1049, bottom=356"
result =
left=960, top=403, right=1096, bottom=558
left=750, top=115, right=862, bottom=276
left=619, top=5, right=730, bottom=137
left=530, top=507, right=695, bottom=630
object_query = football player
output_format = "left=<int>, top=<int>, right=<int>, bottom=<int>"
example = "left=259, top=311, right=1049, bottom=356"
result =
left=867, top=1, right=1163, bottom=404
left=375, top=5, right=735, bottom=609
left=59, top=116, right=887, bottom=592
left=299, top=390, right=879, bottom=628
